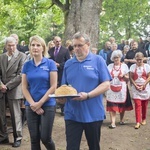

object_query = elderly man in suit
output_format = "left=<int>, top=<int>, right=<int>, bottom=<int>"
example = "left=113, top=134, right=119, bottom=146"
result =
left=0, top=37, right=27, bottom=147
left=3, top=34, right=26, bottom=53
left=48, top=36, right=70, bottom=115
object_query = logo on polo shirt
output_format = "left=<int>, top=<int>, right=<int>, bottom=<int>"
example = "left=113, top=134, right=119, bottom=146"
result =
left=83, top=65, right=94, bottom=70
left=40, top=66, right=49, bottom=71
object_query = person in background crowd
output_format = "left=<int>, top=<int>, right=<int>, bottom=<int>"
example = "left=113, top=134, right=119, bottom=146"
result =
left=0, top=37, right=27, bottom=147
left=118, top=39, right=125, bottom=50
left=68, top=45, right=74, bottom=58
left=130, top=52, right=150, bottom=129
left=10, top=34, right=26, bottom=53
left=107, top=43, right=118, bottom=65
left=91, top=47, right=98, bottom=54
left=19, top=39, right=29, bottom=124
left=20, top=40, right=26, bottom=46
left=125, top=40, right=130, bottom=47
left=99, top=41, right=112, bottom=63
left=129, top=39, right=135, bottom=49
left=23, top=45, right=29, bottom=54
left=3, top=34, right=25, bottom=53
left=124, top=41, right=147, bottom=68
left=138, top=37, right=145, bottom=51
left=145, top=37, right=150, bottom=57
left=22, top=35, right=57, bottom=150
left=65, top=40, right=72, bottom=49
left=47, top=40, right=55, bottom=58
left=58, top=32, right=111, bottom=150
left=48, top=36, right=70, bottom=116
left=48, top=40, right=55, bottom=51
left=106, top=50, right=133, bottom=129
left=48, top=36, right=70, bottom=87
left=122, top=45, right=130, bottom=62
left=145, top=37, right=150, bottom=65
left=109, top=37, right=116, bottom=44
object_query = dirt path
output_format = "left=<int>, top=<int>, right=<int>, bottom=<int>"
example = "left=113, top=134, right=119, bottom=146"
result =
left=1, top=99, right=150, bottom=150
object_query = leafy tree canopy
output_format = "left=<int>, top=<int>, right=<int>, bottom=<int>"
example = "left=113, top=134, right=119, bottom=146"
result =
left=0, top=0, right=149, bottom=50
left=100, top=0, right=149, bottom=47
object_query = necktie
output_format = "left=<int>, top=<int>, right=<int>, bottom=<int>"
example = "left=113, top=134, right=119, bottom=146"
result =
left=54, top=48, right=59, bottom=57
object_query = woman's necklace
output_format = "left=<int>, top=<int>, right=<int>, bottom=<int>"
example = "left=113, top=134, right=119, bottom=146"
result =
left=136, top=64, right=144, bottom=78
left=113, top=63, right=121, bottom=71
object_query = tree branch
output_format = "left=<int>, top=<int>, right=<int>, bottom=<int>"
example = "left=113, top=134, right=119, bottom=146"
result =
left=65, top=0, right=70, bottom=10
left=52, top=0, right=70, bottom=12
left=22, top=3, right=54, bottom=10
left=52, top=0, right=65, bottom=11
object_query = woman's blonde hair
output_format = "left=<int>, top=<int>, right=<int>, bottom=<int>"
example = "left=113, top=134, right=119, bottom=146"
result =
left=135, top=52, right=144, bottom=58
left=65, top=40, right=72, bottom=48
left=29, top=35, right=49, bottom=58
left=48, top=40, right=55, bottom=49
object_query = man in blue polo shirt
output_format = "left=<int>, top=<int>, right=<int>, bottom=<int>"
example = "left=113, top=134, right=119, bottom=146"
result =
left=58, top=32, right=111, bottom=150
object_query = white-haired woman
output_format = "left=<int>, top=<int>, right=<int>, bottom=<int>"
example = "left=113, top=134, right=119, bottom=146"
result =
left=106, top=50, right=133, bottom=129
left=130, top=52, right=150, bottom=129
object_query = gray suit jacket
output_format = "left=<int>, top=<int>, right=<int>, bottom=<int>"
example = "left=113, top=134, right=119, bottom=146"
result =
left=0, top=50, right=27, bottom=99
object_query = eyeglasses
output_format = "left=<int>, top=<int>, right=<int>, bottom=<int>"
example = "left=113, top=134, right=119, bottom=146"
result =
left=113, top=57, right=120, bottom=59
left=56, top=40, right=61, bottom=43
left=73, top=43, right=87, bottom=48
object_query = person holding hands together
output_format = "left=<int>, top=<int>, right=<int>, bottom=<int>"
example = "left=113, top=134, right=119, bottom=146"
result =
left=106, top=50, right=133, bottom=129
left=22, top=35, right=57, bottom=150
left=58, top=32, right=111, bottom=150
left=130, top=52, right=150, bottom=129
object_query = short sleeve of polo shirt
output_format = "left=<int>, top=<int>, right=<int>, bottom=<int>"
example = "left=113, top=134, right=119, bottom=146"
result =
left=22, top=58, right=57, bottom=74
left=22, top=58, right=57, bottom=106
left=46, top=59, right=57, bottom=72
left=61, top=54, right=111, bottom=87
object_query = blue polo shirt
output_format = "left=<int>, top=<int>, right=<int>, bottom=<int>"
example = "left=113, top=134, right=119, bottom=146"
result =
left=62, top=52, right=112, bottom=123
left=22, top=57, right=57, bottom=106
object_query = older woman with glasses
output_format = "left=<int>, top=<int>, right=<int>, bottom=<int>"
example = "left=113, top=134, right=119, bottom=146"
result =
left=106, top=50, right=133, bottom=129
left=130, top=52, right=150, bottom=129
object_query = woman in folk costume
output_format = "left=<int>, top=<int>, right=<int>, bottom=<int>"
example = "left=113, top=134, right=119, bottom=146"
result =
left=106, top=50, right=133, bottom=129
left=130, top=52, right=150, bottom=129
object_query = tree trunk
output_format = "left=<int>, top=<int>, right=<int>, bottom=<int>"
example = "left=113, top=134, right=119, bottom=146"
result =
left=63, top=0, right=102, bottom=48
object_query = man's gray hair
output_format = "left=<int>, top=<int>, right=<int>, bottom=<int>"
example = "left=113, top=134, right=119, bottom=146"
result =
left=111, top=50, right=123, bottom=61
left=72, top=32, right=90, bottom=43
left=5, top=37, right=16, bottom=45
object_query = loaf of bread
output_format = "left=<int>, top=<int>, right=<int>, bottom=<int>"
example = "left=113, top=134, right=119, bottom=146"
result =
left=55, top=85, right=77, bottom=96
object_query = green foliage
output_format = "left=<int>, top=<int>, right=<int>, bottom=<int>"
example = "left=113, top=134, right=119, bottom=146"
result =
left=0, top=0, right=149, bottom=49
left=0, top=0, right=64, bottom=45
left=99, top=0, right=149, bottom=48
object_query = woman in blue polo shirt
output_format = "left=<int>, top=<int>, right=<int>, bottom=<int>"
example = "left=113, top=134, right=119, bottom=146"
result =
left=22, top=35, right=57, bottom=150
